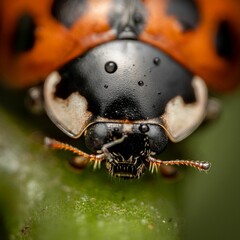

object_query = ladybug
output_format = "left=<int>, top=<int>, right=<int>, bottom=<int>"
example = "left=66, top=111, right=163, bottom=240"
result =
left=43, top=42, right=210, bottom=178
left=1, top=0, right=240, bottom=178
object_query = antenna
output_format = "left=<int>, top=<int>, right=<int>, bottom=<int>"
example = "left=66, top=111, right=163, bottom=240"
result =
left=148, top=156, right=211, bottom=172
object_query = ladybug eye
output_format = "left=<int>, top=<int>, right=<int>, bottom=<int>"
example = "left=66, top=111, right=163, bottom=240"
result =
left=12, top=13, right=36, bottom=54
left=215, top=21, right=235, bottom=60
left=167, top=0, right=200, bottom=31
left=85, top=123, right=109, bottom=152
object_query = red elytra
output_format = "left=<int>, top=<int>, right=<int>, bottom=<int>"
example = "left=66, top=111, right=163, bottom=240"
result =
left=0, top=0, right=239, bottom=92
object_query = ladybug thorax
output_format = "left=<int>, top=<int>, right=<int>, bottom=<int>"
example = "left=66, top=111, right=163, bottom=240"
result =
left=44, top=40, right=208, bottom=144
left=54, top=40, right=195, bottom=121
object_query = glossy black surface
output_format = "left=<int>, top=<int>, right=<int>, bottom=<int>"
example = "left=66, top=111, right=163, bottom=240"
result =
left=55, top=40, right=196, bottom=121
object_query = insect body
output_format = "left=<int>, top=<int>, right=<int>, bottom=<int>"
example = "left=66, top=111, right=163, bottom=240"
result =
left=44, top=40, right=210, bottom=178
left=1, top=0, right=240, bottom=178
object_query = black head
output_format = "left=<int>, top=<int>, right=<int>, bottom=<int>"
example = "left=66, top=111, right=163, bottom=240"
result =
left=84, top=122, right=168, bottom=178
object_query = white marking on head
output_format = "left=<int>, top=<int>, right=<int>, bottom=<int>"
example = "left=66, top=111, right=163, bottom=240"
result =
left=161, top=76, right=208, bottom=142
left=44, top=71, right=93, bottom=138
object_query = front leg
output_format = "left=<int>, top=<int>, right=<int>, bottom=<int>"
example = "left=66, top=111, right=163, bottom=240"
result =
left=69, top=156, right=90, bottom=170
left=205, top=97, right=221, bottom=121
left=25, top=86, right=44, bottom=114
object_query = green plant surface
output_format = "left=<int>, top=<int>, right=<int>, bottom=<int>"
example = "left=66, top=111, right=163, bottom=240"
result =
left=0, top=88, right=240, bottom=240
left=0, top=90, right=181, bottom=240
left=180, top=90, right=240, bottom=240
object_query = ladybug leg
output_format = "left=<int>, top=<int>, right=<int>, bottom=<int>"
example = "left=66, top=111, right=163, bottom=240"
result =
left=69, top=156, right=90, bottom=170
left=44, top=137, right=105, bottom=169
left=69, top=156, right=103, bottom=170
left=159, top=165, right=179, bottom=179
left=25, top=86, right=44, bottom=114
left=205, top=98, right=221, bottom=121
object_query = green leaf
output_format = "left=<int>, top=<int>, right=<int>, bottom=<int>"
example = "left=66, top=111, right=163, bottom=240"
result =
left=1, top=88, right=240, bottom=240
left=0, top=90, right=180, bottom=240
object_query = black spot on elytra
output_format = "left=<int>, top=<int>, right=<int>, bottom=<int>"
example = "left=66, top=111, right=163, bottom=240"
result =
left=12, top=13, right=36, bottom=54
left=51, top=0, right=87, bottom=28
left=215, top=21, right=235, bottom=60
left=167, top=0, right=200, bottom=31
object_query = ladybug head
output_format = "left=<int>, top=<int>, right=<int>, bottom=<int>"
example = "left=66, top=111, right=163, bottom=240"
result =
left=84, top=122, right=168, bottom=179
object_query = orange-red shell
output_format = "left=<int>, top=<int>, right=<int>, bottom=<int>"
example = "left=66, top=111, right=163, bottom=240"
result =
left=140, top=0, right=240, bottom=92
left=0, top=0, right=115, bottom=87
left=0, top=0, right=240, bottom=92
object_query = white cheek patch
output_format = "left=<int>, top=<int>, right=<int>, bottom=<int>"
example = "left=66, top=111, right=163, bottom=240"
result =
left=44, top=72, right=93, bottom=138
left=161, top=76, right=208, bottom=143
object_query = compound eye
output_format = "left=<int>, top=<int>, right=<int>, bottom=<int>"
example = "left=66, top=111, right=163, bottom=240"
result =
left=44, top=72, right=93, bottom=138
left=85, top=123, right=124, bottom=152
left=84, top=123, right=109, bottom=152
left=146, top=125, right=168, bottom=154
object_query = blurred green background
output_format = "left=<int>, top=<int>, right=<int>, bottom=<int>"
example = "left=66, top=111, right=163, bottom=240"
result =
left=0, top=87, right=240, bottom=240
